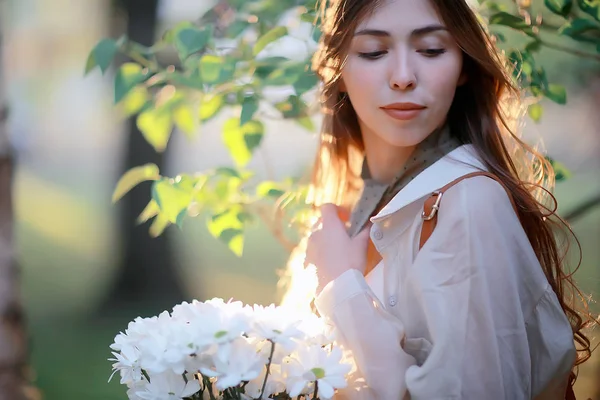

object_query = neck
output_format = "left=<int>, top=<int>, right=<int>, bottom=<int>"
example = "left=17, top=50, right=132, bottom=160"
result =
left=361, top=123, right=448, bottom=183
left=363, top=144, right=415, bottom=184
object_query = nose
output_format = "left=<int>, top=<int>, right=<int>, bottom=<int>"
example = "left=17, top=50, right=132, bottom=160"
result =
left=389, top=50, right=416, bottom=90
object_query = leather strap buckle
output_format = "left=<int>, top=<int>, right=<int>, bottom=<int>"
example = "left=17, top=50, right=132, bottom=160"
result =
left=422, top=191, right=443, bottom=221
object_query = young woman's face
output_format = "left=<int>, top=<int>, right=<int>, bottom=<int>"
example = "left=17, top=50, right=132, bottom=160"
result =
left=341, top=0, right=464, bottom=151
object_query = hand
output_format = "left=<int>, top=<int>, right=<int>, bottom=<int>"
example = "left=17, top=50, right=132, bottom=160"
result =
left=305, top=203, right=371, bottom=294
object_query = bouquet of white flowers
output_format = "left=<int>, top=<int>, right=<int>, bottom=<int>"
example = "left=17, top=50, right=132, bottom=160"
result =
left=109, top=298, right=353, bottom=400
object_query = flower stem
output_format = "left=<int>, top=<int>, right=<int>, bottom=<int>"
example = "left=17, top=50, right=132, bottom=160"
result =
left=203, top=375, right=217, bottom=400
left=259, top=340, right=276, bottom=400
left=313, top=381, right=319, bottom=400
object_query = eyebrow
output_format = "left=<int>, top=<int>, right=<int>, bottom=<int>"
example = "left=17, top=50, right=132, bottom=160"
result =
left=354, top=24, right=448, bottom=38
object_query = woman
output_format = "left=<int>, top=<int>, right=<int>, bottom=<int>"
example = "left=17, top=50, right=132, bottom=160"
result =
left=298, top=0, right=596, bottom=398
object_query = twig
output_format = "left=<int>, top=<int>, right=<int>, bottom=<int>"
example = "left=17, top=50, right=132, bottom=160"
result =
left=564, top=193, right=600, bottom=222
left=538, top=38, right=600, bottom=61
left=254, top=206, right=296, bottom=252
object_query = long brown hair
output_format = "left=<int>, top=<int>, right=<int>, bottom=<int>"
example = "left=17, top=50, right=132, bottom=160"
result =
left=281, top=0, right=597, bottom=393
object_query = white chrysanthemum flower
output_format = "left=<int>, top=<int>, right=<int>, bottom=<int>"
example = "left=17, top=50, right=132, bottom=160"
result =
left=129, top=311, right=193, bottom=376
left=109, top=343, right=143, bottom=385
left=126, top=378, right=148, bottom=400
left=249, top=304, right=304, bottom=349
left=199, top=338, right=265, bottom=391
left=251, top=337, right=294, bottom=365
left=296, top=313, right=337, bottom=347
left=135, top=370, right=200, bottom=400
left=284, top=346, right=351, bottom=399
left=171, top=298, right=250, bottom=346
left=242, top=364, right=286, bottom=399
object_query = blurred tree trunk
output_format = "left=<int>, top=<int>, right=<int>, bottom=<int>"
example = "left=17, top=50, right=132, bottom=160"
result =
left=99, top=0, right=186, bottom=314
left=0, top=13, right=38, bottom=400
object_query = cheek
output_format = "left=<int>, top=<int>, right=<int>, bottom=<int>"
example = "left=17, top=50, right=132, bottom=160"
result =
left=342, top=61, right=378, bottom=97
left=425, top=58, right=463, bottom=104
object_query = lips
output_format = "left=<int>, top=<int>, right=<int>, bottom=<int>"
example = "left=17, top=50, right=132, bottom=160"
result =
left=380, top=103, right=426, bottom=121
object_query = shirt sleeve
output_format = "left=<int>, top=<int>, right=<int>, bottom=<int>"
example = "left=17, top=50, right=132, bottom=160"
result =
left=315, top=268, right=416, bottom=399
left=316, top=176, right=575, bottom=400
left=403, top=176, right=574, bottom=399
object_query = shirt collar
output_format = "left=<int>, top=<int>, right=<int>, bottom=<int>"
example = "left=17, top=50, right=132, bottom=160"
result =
left=371, top=144, right=487, bottom=222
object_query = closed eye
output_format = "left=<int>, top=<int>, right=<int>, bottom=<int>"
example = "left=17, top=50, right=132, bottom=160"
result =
left=358, top=50, right=387, bottom=60
left=419, top=49, right=446, bottom=57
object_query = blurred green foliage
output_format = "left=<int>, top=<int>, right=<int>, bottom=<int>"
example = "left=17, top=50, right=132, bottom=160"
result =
left=85, top=0, right=600, bottom=255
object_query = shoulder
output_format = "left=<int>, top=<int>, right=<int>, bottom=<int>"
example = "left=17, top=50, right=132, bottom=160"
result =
left=440, top=174, right=517, bottom=219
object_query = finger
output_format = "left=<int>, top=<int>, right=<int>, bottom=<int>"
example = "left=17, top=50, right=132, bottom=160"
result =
left=354, top=225, right=372, bottom=245
left=320, top=203, right=344, bottom=228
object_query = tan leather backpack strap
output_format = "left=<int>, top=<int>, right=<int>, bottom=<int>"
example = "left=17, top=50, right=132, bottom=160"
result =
left=419, top=171, right=517, bottom=250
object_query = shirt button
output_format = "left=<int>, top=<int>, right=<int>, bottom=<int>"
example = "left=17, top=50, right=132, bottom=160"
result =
left=373, top=228, right=383, bottom=240
left=388, top=296, right=397, bottom=307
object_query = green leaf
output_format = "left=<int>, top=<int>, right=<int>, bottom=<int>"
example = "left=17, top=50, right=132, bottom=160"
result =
left=136, top=108, right=173, bottom=152
left=112, top=163, right=160, bottom=203
left=175, top=26, right=213, bottom=60
left=226, top=20, right=251, bottom=37
left=489, top=12, right=535, bottom=36
left=85, top=38, right=118, bottom=75
left=293, top=69, right=319, bottom=94
left=173, top=104, right=197, bottom=138
left=544, top=0, right=573, bottom=16
left=257, top=181, right=286, bottom=198
left=265, top=63, right=307, bottom=86
left=199, top=54, right=223, bottom=84
left=241, top=96, right=259, bottom=126
left=115, top=63, right=148, bottom=103
left=215, top=167, right=242, bottom=178
left=275, top=95, right=309, bottom=119
left=528, top=103, right=543, bottom=122
left=162, top=21, right=196, bottom=43
left=168, top=71, right=204, bottom=90
left=253, top=26, right=288, bottom=56
left=525, top=40, right=542, bottom=53
left=137, top=199, right=160, bottom=224
left=216, top=58, right=237, bottom=84
left=578, top=0, right=600, bottom=21
left=296, top=116, right=315, bottom=131
left=207, top=207, right=245, bottom=256
left=559, top=18, right=600, bottom=38
left=149, top=213, right=170, bottom=237
left=120, top=86, right=149, bottom=117
left=152, top=178, right=194, bottom=224
left=544, top=84, right=567, bottom=104
left=200, top=94, right=225, bottom=121
left=546, top=157, right=572, bottom=181
left=223, top=118, right=265, bottom=167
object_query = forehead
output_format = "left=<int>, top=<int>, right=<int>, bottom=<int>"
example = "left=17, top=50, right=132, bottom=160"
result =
left=356, top=0, right=443, bottom=31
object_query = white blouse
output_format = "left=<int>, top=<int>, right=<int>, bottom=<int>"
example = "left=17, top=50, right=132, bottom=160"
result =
left=314, top=146, right=576, bottom=400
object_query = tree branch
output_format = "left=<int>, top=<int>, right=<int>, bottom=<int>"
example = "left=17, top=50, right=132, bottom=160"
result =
left=564, top=193, right=600, bottom=223
left=538, top=38, right=600, bottom=61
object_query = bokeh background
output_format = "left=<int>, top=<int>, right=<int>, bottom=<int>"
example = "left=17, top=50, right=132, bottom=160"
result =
left=1, top=0, right=598, bottom=399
